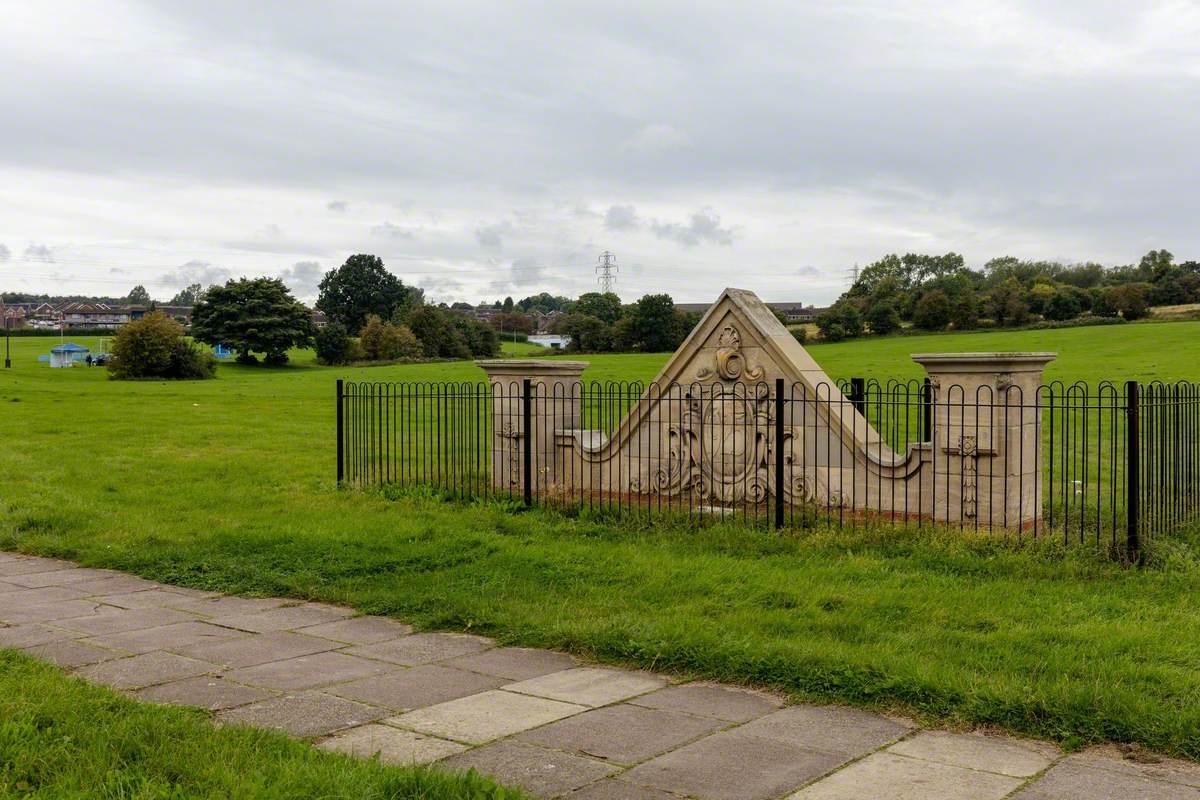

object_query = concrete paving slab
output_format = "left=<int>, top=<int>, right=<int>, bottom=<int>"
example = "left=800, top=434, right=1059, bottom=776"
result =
left=77, top=651, right=217, bottom=690
left=136, top=676, right=275, bottom=711
left=448, top=647, right=578, bottom=681
left=519, top=703, right=725, bottom=766
left=81, top=621, right=249, bottom=655
left=174, top=630, right=338, bottom=668
left=71, top=575, right=165, bottom=596
left=19, top=638, right=123, bottom=668
left=888, top=731, right=1058, bottom=778
left=390, top=689, right=587, bottom=744
left=732, top=704, right=912, bottom=757
left=0, top=623, right=80, bottom=649
left=209, top=603, right=354, bottom=633
left=329, top=664, right=505, bottom=710
left=0, top=557, right=79, bottom=576
left=54, top=606, right=196, bottom=637
left=630, top=682, right=783, bottom=723
left=218, top=691, right=384, bottom=738
left=0, top=585, right=90, bottom=601
left=624, top=731, right=845, bottom=800
left=346, top=632, right=494, bottom=666
left=93, top=589, right=220, bottom=609
left=1, top=598, right=101, bottom=624
left=1011, top=757, right=1200, bottom=799
left=317, top=723, right=467, bottom=765
left=6, top=567, right=117, bottom=588
left=504, top=667, right=667, bottom=707
left=441, top=741, right=619, bottom=798
left=167, top=595, right=291, bottom=617
left=295, top=616, right=413, bottom=645
left=1066, top=746, right=1200, bottom=789
left=789, top=751, right=1023, bottom=800
left=566, top=779, right=683, bottom=800
left=225, top=651, right=394, bottom=691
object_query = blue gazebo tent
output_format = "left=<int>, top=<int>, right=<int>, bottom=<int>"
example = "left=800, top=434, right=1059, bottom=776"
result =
left=49, top=342, right=89, bottom=368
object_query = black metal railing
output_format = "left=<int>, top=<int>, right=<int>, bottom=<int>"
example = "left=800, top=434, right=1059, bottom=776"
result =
left=337, top=378, right=1200, bottom=559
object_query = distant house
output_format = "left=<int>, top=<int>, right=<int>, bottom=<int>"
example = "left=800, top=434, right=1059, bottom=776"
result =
left=676, top=300, right=826, bottom=323
left=1, top=305, right=27, bottom=330
left=310, top=309, right=328, bottom=328
left=59, top=302, right=130, bottom=330
left=49, top=342, right=90, bottom=368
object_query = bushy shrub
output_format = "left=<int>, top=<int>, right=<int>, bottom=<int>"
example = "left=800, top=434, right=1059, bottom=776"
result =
left=314, top=321, right=354, bottom=365
left=359, top=315, right=423, bottom=361
left=913, top=289, right=952, bottom=330
left=817, top=302, right=863, bottom=341
left=790, top=326, right=808, bottom=345
left=407, top=307, right=472, bottom=360
left=108, top=312, right=216, bottom=380
left=864, top=299, right=900, bottom=335
left=1106, top=283, right=1150, bottom=321
left=951, top=289, right=980, bottom=330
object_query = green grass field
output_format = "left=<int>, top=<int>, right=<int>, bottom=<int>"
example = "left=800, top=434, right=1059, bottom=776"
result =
left=0, top=649, right=526, bottom=799
left=3, top=321, right=1200, bottom=758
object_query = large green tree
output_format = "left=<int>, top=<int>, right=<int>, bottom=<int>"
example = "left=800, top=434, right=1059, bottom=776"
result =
left=316, top=254, right=414, bottom=331
left=168, top=283, right=203, bottom=306
left=573, top=292, right=623, bottom=323
left=192, top=277, right=314, bottom=365
left=126, top=285, right=153, bottom=305
left=623, top=294, right=684, bottom=352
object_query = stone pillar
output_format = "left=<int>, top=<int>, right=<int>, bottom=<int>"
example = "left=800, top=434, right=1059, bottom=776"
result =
left=476, top=360, right=588, bottom=493
left=911, top=352, right=1055, bottom=527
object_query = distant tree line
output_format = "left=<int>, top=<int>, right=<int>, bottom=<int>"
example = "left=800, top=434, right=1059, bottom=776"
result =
left=816, top=249, right=1195, bottom=342
left=312, top=254, right=498, bottom=365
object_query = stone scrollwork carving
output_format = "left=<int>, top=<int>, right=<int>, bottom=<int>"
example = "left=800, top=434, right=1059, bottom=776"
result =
left=630, top=384, right=810, bottom=505
left=697, top=326, right=765, bottom=383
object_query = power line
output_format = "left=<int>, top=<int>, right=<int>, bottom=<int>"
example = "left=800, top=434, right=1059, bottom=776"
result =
left=595, top=251, right=618, bottom=293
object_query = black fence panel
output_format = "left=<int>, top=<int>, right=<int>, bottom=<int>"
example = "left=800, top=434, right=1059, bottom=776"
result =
left=337, top=378, right=1200, bottom=559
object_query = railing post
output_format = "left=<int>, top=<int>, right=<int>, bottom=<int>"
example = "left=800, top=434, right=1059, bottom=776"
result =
left=522, top=378, right=533, bottom=507
left=1126, top=380, right=1141, bottom=562
left=774, top=377, right=785, bottom=530
left=336, top=379, right=344, bottom=486
left=850, top=377, right=866, bottom=417
left=921, top=377, right=933, bottom=441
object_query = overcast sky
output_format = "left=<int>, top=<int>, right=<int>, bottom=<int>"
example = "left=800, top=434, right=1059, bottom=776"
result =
left=1, top=1, right=1197, bottom=305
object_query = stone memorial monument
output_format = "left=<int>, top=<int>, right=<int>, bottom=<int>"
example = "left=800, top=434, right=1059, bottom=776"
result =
left=479, top=288, right=1054, bottom=528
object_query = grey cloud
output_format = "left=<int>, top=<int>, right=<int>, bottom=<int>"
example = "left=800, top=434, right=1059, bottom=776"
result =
left=604, top=204, right=640, bottom=231
left=23, top=245, right=54, bottom=262
left=371, top=221, right=416, bottom=240
left=0, top=243, right=9, bottom=261
left=108, top=267, right=126, bottom=275
left=278, top=260, right=324, bottom=297
left=159, top=260, right=233, bottom=289
left=327, top=200, right=348, bottom=212
left=796, top=265, right=821, bottom=277
left=651, top=210, right=735, bottom=248
left=475, top=221, right=513, bottom=251
left=509, top=257, right=546, bottom=287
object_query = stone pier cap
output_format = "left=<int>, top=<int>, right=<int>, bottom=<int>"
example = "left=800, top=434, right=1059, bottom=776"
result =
left=910, top=352, right=1056, bottom=374
left=476, top=360, right=589, bottom=384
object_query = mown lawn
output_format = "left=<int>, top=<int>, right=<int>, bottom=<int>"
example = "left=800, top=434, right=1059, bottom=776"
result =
left=2, top=322, right=1200, bottom=758
left=0, top=649, right=526, bottom=798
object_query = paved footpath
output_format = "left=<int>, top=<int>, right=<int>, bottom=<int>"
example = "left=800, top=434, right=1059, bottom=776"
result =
left=3, top=552, right=1200, bottom=799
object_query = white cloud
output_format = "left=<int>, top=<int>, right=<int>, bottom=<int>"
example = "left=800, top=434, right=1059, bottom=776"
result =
left=475, top=221, right=513, bottom=251
left=604, top=204, right=640, bottom=231
left=624, top=123, right=692, bottom=155
left=371, top=221, right=416, bottom=239
left=23, top=244, right=54, bottom=262
left=278, top=260, right=324, bottom=299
